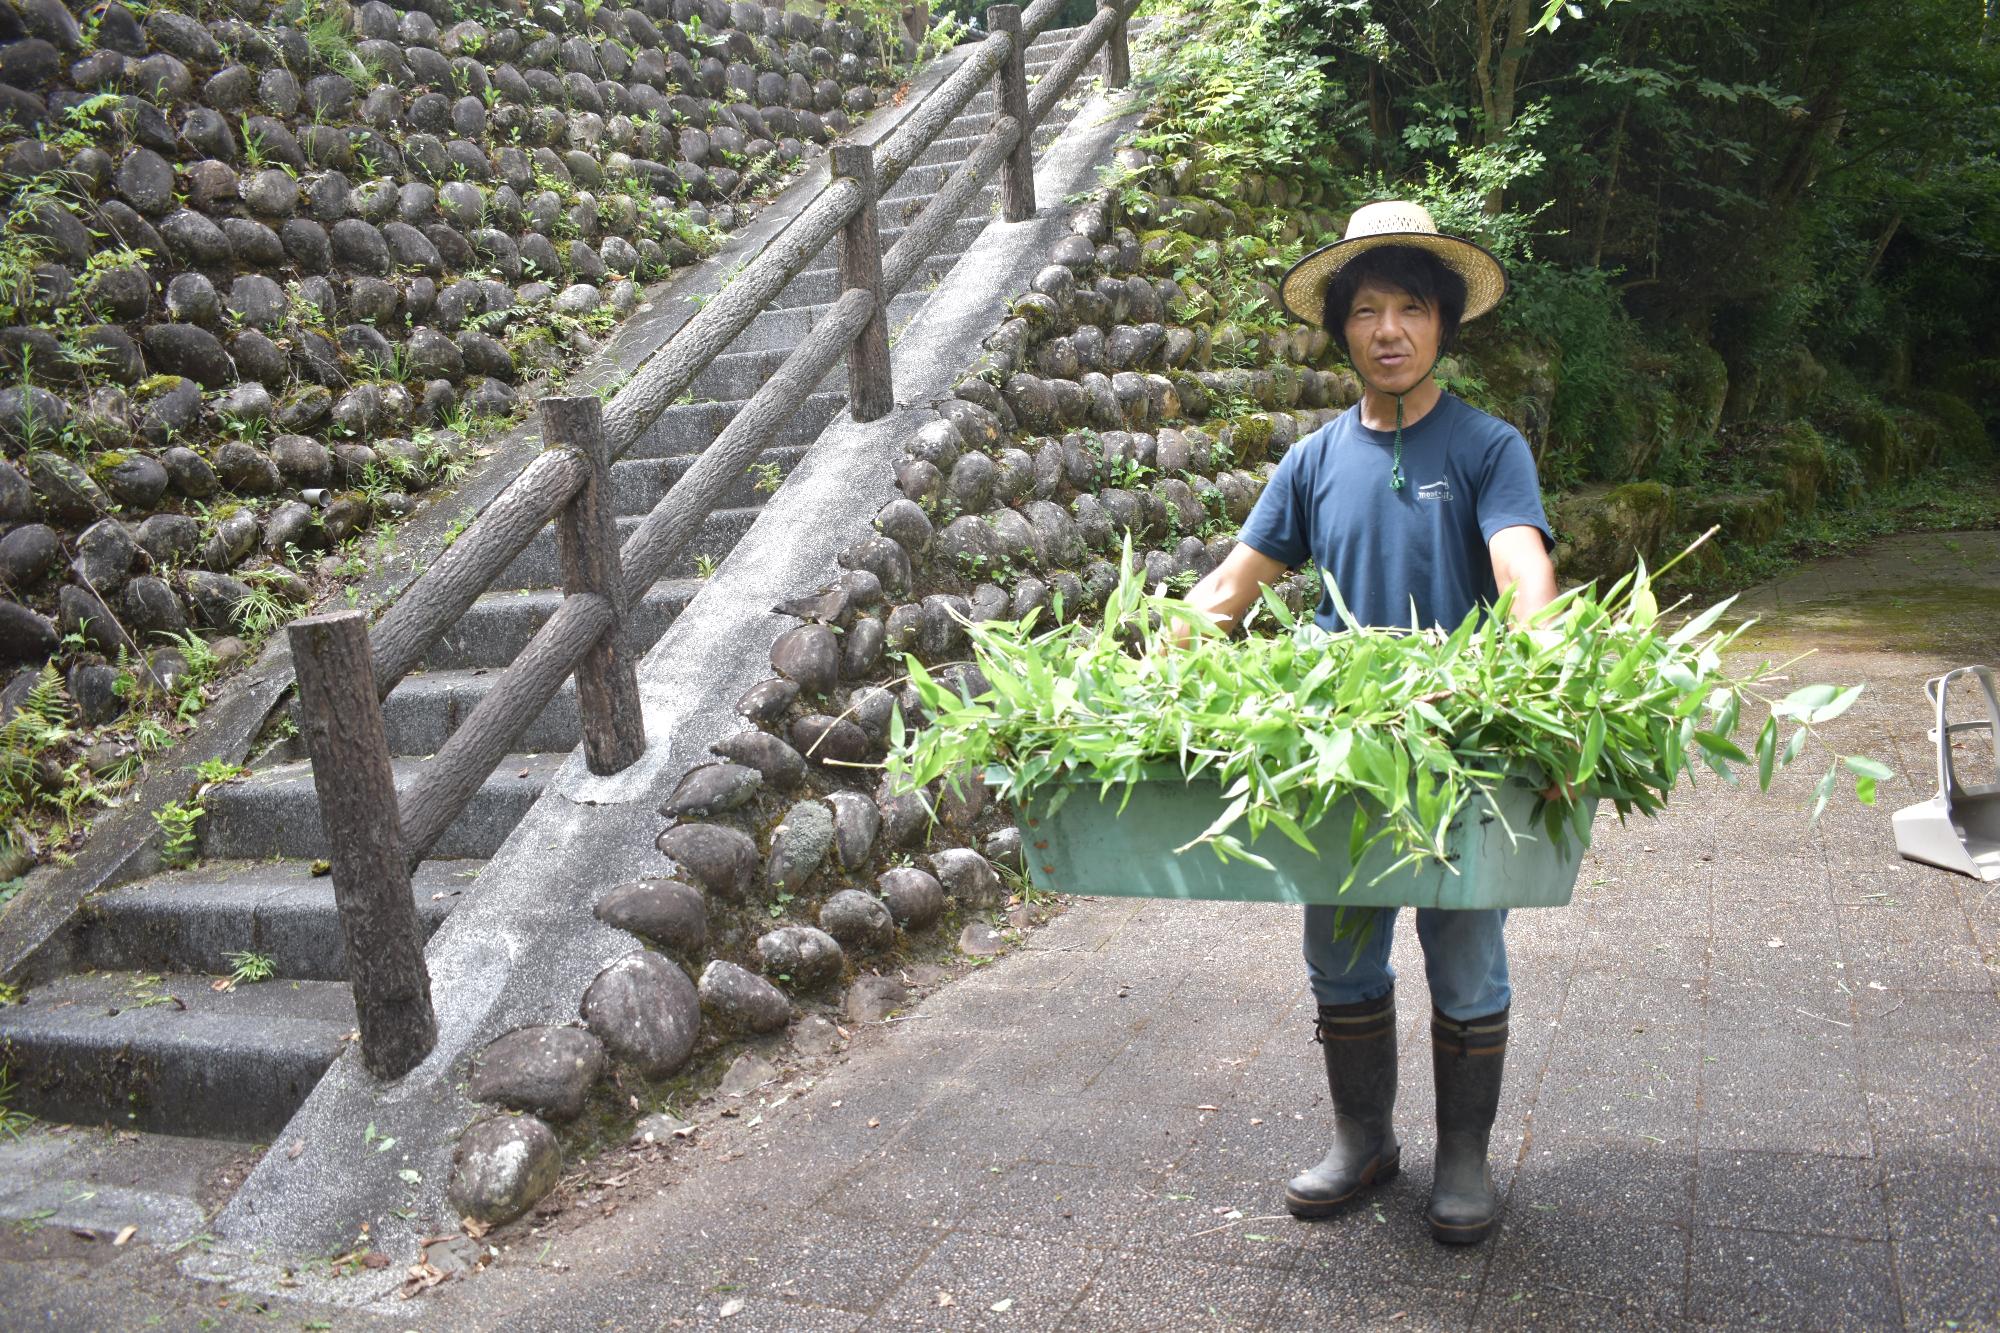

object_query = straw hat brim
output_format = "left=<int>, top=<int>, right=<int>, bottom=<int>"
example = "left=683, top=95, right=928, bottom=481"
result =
left=1280, top=232, right=1509, bottom=329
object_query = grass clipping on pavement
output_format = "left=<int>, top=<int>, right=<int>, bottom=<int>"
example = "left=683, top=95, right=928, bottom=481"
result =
left=889, top=537, right=1887, bottom=894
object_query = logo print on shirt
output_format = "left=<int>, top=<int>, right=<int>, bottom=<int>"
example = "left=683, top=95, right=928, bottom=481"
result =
left=1416, top=479, right=1452, bottom=502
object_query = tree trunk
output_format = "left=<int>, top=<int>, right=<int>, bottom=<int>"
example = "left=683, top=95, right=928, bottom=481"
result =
left=1589, top=97, right=1631, bottom=269
left=1861, top=212, right=1903, bottom=287
left=1477, top=0, right=1534, bottom=215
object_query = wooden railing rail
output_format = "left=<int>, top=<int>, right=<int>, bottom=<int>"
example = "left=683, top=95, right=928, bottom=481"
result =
left=285, top=5, right=1138, bottom=1078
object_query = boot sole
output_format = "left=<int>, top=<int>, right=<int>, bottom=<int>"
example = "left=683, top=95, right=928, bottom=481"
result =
left=1283, top=1152, right=1400, bottom=1220
left=1426, top=1212, right=1494, bottom=1245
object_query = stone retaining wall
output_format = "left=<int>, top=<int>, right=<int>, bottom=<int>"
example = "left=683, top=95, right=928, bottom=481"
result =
left=0, top=0, right=897, bottom=871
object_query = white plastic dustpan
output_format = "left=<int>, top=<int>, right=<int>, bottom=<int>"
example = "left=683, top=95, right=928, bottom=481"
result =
left=1892, top=665, right=2000, bottom=881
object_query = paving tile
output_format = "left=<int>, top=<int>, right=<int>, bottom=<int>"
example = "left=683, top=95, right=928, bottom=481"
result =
left=685, top=1296, right=871, bottom=1332
left=874, top=1231, right=1107, bottom=1328
left=1694, top=1150, right=1887, bottom=1239
left=1686, top=1227, right=1900, bottom=1331
left=1057, top=1252, right=1285, bottom=1331
left=1867, top=1092, right=2000, bottom=1167
left=1891, top=1240, right=2000, bottom=1333
left=1699, top=1079, right=1874, bottom=1157
left=1479, top=1211, right=1687, bottom=1323
left=1508, top=1132, right=1695, bottom=1226
left=1858, top=1036, right=1999, bottom=1102
left=1261, top=1277, right=1477, bottom=1332
left=1848, top=986, right=2000, bottom=1046
left=744, top=1220, right=943, bottom=1313
left=1880, top=1174, right=2000, bottom=1333
left=1699, top=1028, right=1859, bottom=1094
left=950, top=1162, right=1147, bottom=1246
left=1837, top=902, right=1996, bottom=990
left=1527, top=1066, right=1700, bottom=1149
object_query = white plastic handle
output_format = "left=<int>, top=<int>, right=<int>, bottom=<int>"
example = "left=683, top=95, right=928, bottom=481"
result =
left=1925, top=666, right=2000, bottom=800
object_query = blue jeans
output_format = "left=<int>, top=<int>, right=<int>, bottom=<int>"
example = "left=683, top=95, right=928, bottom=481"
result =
left=1302, top=906, right=1511, bottom=1021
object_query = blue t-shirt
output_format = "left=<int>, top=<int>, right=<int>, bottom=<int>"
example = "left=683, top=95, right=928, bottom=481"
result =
left=1238, top=394, right=1552, bottom=632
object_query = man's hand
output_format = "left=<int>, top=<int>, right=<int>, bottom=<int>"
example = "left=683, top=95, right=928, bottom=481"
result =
left=1173, top=543, right=1291, bottom=648
left=1488, top=524, right=1557, bottom=626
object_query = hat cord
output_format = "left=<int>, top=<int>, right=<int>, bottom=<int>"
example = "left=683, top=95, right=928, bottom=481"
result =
left=1390, top=391, right=1407, bottom=491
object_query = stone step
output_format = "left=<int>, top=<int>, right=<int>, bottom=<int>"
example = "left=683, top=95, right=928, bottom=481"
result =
left=382, top=669, right=582, bottom=754
left=610, top=444, right=808, bottom=513
left=497, top=505, right=763, bottom=589
left=417, top=579, right=703, bottom=671
left=0, top=970, right=356, bottom=1140
left=769, top=216, right=988, bottom=309
left=727, top=288, right=934, bottom=356
left=200, top=751, right=566, bottom=860
left=0, top=1124, right=241, bottom=1249
left=75, top=860, right=483, bottom=982
left=619, top=391, right=844, bottom=461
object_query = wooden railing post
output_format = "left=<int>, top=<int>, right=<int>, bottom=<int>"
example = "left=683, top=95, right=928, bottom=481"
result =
left=1101, top=0, right=1129, bottom=89
left=990, top=5, right=1035, bottom=223
left=287, top=611, right=436, bottom=1080
left=542, top=396, right=646, bottom=774
left=833, top=144, right=894, bottom=423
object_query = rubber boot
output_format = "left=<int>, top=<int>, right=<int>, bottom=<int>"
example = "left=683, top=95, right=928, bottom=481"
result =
left=1427, top=1005, right=1508, bottom=1245
left=1284, top=990, right=1400, bottom=1219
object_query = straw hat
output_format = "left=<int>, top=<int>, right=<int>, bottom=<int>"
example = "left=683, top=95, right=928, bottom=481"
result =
left=1279, top=201, right=1509, bottom=329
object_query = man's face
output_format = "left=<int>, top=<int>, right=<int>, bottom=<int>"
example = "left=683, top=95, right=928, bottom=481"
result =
left=1343, top=279, right=1442, bottom=395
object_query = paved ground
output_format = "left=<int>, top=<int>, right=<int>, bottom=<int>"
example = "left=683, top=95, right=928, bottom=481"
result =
left=409, top=531, right=1999, bottom=1331
left=4, top=532, right=1995, bottom=1330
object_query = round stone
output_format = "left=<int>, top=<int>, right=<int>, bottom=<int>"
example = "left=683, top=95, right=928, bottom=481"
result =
left=766, top=798, right=833, bottom=894
left=140, top=324, right=233, bottom=388
left=467, top=1025, right=606, bottom=1122
left=697, top=959, right=791, bottom=1036
left=114, top=148, right=175, bottom=215
left=242, top=168, right=299, bottom=218
left=447, top=1113, right=562, bottom=1226
left=876, top=867, right=945, bottom=930
left=819, top=888, right=894, bottom=952
left=580, top=949, right=700, bottom=1077
left=99, top=454, right=168, bottom=509
left=825, top=791, right=880, bottom=871
left=755, top=925, right=844, bottom=990
left=768, top=624, right=839, bottom=696
left=929, top=848, right=1002, bottom=907
left=593, top=878, right=707, bottom=953
left=710, top=729, right=805, bottom=790
left=119, top=575, right=186, bottom=638
left=0, top=524, right=60, bottom=588
left=736, top=677, right=798, bottom=725
left=789, top=714, right=871, bottom=767
left=71, top=517, right=140, bottom=593
left=660, top=762, right=763, bottom=818
left=655, top=822, right=757, bottom=901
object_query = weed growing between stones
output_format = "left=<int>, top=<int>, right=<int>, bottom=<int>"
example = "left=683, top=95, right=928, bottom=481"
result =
left=152, top=798, right=204, bottom=868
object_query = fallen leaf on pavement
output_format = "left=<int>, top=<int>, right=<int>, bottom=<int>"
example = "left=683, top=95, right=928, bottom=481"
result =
left=287, top=1141, right=304, bottom=1160
left=718, top=1297, right=744, bottom=1319
left=113, top=1226, right=137, bottom=1246
left=990, top=1298, right=1015, bottom=1313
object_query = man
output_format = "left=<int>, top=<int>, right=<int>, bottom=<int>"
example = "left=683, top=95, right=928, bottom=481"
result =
left=1180, top=201, right=1557, bottom=1245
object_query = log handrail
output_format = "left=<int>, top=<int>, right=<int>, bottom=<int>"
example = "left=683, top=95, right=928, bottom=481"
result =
left=284, top=3, right=1137, bottom=1078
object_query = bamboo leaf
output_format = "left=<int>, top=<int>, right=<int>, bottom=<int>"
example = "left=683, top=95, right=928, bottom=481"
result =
left=1842, top=755, right=1894, bottom=780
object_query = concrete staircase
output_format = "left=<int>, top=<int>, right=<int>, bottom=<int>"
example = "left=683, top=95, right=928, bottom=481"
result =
left=0, top=28, right=1094, bottom=1204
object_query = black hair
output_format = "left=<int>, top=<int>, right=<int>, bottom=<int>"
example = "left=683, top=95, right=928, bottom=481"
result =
left=1321, top=245, right=1469, bottom=358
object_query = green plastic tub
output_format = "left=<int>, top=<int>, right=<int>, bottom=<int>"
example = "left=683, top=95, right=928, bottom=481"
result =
left=996, top=766, right=1597, bottom=910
